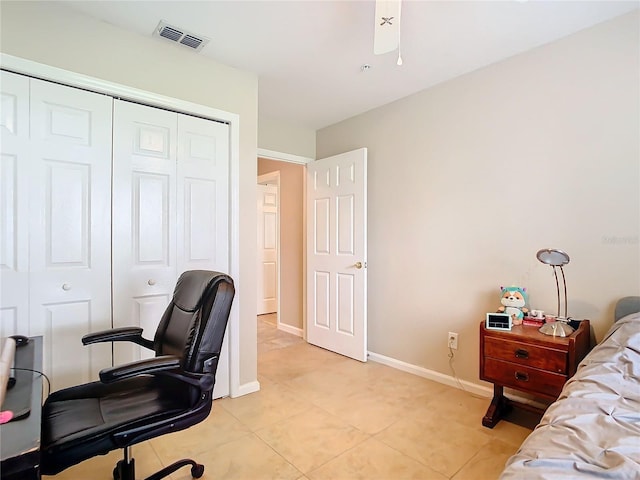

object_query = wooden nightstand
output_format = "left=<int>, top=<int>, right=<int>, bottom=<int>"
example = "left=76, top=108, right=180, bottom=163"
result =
left=479, top=319, right=590, bottom=428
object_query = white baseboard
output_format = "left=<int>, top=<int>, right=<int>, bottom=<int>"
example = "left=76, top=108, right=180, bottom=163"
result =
left=367, top=351, right=549, bottom=409
left=367, top=351, right=492, bottom=397
left=231, top=351, right=547, bottom=408
left=278, top=323, right=303, bottom=337
left=232, top=380, right=260, bottom=398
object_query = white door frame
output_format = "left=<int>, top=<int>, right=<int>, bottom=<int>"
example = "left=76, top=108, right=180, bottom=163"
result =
left=1, top=54, right=243, bottom=397
left=257, top=149, right=313, bottom=340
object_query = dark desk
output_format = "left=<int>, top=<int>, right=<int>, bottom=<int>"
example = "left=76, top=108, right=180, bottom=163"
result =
left=1, top=336, right=43, bottom=480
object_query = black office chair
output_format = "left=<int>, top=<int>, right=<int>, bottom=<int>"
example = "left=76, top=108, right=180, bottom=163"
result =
left=40, top=270, right=235, bottom=480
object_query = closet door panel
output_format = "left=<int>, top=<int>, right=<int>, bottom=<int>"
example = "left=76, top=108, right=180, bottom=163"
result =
left=177, top=116, right=229, bottom=272
left=113, top=100, right=177, bottom=363
left=29, top=79, right=113, bottom=391
left=0, top=71, right=30, bottom=338
left=177, top=115, right=230, bottom=398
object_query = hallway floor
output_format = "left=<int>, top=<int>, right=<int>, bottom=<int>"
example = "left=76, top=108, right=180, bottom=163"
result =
left=49, top=314, right=536, bottom=479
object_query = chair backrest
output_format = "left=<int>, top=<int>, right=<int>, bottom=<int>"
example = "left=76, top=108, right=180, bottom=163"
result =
left=152, top=270, right=235, bottom=374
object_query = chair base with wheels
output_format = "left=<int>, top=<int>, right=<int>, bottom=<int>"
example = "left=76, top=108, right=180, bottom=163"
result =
left=111, top=446, right=204, bottom=480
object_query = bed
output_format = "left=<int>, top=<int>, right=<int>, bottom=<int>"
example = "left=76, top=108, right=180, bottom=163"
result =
left=500, top=296, right=640, bottom=479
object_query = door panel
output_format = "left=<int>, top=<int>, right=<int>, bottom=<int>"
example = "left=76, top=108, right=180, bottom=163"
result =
left=0, top=71, right=29, bottom=338
left=47, top=162, right=90, bottom=265
left=45, top=301, right=94, bottom=388
left=134, top=172, right=170, bottom=264
left=113, top=100, right=178, bottom=363
left=29, top=78, right=113, bottom=390
left=177, top=115, right=230, bottom=398
left=257, top=184, right=278, bottom=315
left=313, top=271, right=330, bottom=328
left=336, top=273, right=355, bottom=334
left=177, top=115, right=229, bottom=272
left=134, top=293, right=172, bottom=336
left=307, top=148, right=367, bottom=362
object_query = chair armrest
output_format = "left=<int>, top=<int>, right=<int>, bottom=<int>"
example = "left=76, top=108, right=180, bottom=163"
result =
left=82, top=327, right=154, bottom=350
left=99, top=355, right=181, bottom=383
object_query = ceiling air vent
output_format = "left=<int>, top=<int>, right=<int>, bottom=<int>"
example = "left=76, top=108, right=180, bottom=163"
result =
left=153, top=21, right=209, bottom=52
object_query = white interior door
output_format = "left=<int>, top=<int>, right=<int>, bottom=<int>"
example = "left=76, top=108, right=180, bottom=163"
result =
left=29, top=78, right=113, bottom=391
left=0, top=71, right=30, bottom=339
left=306, top=148, right=367, bottom=361
left=257, top=183, right=278, bottom=315
left=112, top=100, right=178, bottom=364
left=177, top=114, right=230, bottom=398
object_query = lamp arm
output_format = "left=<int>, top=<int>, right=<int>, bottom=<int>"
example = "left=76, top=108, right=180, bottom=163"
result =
left=560, top=266, right=568, bottom=319
left=552, top=266, right=561, bottom=317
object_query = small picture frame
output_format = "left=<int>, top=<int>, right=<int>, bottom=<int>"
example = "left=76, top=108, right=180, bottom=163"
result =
left=486, top=312, right=512, bottom=331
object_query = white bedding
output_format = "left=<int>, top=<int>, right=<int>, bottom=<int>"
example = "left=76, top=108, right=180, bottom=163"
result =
left=501, top=312, right=640, bottom=479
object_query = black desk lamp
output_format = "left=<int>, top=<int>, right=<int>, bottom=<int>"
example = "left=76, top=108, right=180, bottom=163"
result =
left=536, top=248, right=575, bottom=336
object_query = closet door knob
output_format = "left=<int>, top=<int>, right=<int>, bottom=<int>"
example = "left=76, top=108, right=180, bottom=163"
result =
left=62, top=283, right=71, bottom=291
left=147, top=279, right=156, bottom=286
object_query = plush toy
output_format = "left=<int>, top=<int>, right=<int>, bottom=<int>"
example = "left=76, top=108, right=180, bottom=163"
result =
left=498, top=286, right=529, bottom=325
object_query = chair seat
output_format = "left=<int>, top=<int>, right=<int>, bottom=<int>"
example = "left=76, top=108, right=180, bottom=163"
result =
left=41, top=376, right=192, bottom=475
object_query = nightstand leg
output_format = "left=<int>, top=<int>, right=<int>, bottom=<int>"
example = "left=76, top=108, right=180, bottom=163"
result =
left=482, top=385, right=511, bottom=428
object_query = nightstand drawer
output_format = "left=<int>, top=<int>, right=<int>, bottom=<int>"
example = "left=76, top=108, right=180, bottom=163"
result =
left=483, top=358, right=566, bottom=398
left=484, top=337, right=567, bottom=374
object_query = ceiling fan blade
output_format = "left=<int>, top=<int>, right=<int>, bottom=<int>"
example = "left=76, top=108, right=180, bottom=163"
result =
left=374, top=0, right=402, bottom=55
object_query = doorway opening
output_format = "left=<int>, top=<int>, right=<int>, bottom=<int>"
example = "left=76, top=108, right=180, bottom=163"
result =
left=257, top=157, right=305, bottom=340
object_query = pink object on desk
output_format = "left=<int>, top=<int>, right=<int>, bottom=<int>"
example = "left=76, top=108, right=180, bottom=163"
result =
left=0, top=410, right=14, bottom=424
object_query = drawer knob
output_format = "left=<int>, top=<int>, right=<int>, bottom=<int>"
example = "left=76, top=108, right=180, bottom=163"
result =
left=515, top=371, right=529, bottom=382
left=515, top=349, right=529, bottom=359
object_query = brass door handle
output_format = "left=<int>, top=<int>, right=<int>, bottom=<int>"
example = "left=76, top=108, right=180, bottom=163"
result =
left=354, top=262, right=364, bottom=269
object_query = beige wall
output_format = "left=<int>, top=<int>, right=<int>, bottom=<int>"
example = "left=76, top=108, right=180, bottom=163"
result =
left=258, top=159, right=305, bottom=331
left=317, top=12, right=640, bottom=387
left=0, top=1, right=259, bottom=386
left=258, top=115, right=316, bottom=159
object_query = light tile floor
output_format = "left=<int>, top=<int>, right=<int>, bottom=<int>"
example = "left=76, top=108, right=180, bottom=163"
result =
left=48, top=314, right=538, bottom=480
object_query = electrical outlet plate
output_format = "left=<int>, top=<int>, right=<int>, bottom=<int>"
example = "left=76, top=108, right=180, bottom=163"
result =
left=448, top=332, right=458, bottom=350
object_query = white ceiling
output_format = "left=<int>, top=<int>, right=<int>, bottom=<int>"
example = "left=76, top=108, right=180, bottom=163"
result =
left=59, top=0, right=638, bottom=130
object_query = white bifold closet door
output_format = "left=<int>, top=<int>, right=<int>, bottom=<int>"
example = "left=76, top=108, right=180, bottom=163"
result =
left=15, top=74, right=113, bottom=392
left=112, top=101, right=178, bottom=366
left=2, top=71, right=113, bottom=391
left=1, top=71, right=30, bottom=341
left=112, top=100, right=230, bottom=398
left=1, top=72, right=231, bottom=396
left=177, top=113, right=230, bottom=399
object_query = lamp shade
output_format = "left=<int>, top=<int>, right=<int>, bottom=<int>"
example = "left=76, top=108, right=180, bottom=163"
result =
left=536, top=248, right=570, bottom=267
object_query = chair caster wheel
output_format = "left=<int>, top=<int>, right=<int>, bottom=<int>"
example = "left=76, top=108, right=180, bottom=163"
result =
left=191, top=463, right=205, bottom=478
